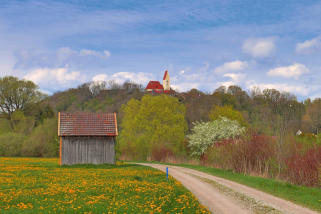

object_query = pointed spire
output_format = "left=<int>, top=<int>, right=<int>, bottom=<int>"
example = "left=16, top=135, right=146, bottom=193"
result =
left=163, top=70, right=168, bottom=80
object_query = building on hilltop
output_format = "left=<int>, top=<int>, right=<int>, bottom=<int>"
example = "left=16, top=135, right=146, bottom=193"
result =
left=145, top=81, right=164, bottom=93
left=145, top=70, right=173, bottom=93
left=58, top=112, right=118, bottom=165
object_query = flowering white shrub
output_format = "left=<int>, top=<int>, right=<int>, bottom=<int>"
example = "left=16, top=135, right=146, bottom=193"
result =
left=187, top=117, right=245, bottom=158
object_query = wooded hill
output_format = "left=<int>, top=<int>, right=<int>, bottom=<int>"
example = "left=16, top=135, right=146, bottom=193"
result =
left=45, top=82, right=316, bottom=135
left=1, top=76, right=320, bottom=186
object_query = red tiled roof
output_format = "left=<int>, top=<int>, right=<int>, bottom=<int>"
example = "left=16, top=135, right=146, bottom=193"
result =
left=145, top=81, right=164, bottom=90
left=163, top=70, right=168, bottom=80
left=58, top=112, right=118, bottom=136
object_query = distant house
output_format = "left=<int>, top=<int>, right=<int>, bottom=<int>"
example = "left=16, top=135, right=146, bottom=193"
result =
left=145, top=70, right=173, bottom=93
left=296, top=129, right=302, bottom=136
left=145, top=81, right=164, bottom=93
left=58, top=112, right=118, bottom=165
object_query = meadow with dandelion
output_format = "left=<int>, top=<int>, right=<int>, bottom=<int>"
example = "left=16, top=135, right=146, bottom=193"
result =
left=0, top=157, right=209, bottom=213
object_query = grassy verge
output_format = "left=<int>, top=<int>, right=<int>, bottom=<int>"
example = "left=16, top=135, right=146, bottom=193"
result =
left=0, top=157, right=209, bottom=213
left=134, top=161, right=321, bottom=212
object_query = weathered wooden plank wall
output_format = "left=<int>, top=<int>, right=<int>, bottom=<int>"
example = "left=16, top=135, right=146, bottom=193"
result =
left=61, top=136, right=115, bottom=165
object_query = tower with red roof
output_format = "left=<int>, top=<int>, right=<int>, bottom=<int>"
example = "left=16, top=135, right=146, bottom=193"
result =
left=163, top=70, right=170, bottom=91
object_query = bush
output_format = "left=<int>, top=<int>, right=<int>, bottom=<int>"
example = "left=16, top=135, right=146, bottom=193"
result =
left=187, top=117, right=245, bottom=158
left=151, top=145, right=174, bottom=162
left=231, top=134, right=277, bottom=174
left=204, top=139, right=239, bottom=168
left=285, top=147, right=321, bottom=186
left=319, top=167, right=321, bottom=186
left=203, top=131, right=321, bottom=186
left=22, top=118, right=58, bottom=157
left=14, top=116, right=35, bottom=135
left=205, top=133, right=277, bottom=175
left=0, top=118, right=12, bottom=135
left=0, top=133, right=26, bottom=156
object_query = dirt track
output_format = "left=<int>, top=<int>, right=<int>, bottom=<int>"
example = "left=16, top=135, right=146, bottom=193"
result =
left=137, top=163, right=318, bottom=214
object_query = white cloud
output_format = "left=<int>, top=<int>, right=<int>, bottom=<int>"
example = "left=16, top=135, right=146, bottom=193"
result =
left=15, top=47, right=111, bottom=70
left=214, top=60, right=248, bottom=73
left=267, top=63, right=309, bottom=79
left=296, top=36, right=321, bottom=54
left=92, top=74, right=108, bottom=82
left=80, top=49, right=111, bottom=58
left=171, top=82, right=199, bottom=92
left=112, top=72, right=152, bottom=85
left=179, top=70, right=185, bottom=75
left=223, top=73, right=246, bottom=82
left=183, top=73, right=200, bottom=81
left=246, top=81, right=310, bottom=96
left=216, top=73, right=246, bottom=88
left=24, top=67, right=86, bottom=86
left=104, top=50, right=111, bottom=58
left=92, top=72, right=152, bottom=85
left=242, top=38, right=275, bottom=58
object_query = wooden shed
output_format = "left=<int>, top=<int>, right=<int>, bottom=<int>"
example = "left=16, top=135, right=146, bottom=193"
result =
left=58, top=112, right=118, bottom=165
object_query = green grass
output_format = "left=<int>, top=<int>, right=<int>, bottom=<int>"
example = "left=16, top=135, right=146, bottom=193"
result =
left=0, top=157, right=209, bottom=213
left=135, top=161, right=321, bottom=212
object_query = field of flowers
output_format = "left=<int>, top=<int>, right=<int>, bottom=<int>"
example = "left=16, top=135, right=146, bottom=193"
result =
left=0, top=157, right=209, bottom=213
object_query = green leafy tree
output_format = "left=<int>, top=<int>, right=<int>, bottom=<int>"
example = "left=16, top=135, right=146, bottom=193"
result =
left=118, top=94, right=188, bottom=160
left=24, top=103, right=55, bottom=126
left=11, top=110, right=26, bottom=127
left=209, top=105, right=248, bottom=127
left=212, top=91, right=238, bottom=108
left=187, top=117, right=245, bottom=158
left=0, top=76, right=42, bottom=121
left=227, top=85, right=251, bottom=110
left=11, top=110, right=35, bottom=134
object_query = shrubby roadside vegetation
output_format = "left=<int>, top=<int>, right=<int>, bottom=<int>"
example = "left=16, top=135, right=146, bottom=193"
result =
left=0, top=76, right=320, bottom=186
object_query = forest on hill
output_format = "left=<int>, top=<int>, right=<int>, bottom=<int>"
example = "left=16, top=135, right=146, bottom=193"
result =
left=0, top=76, right=320, bottom=186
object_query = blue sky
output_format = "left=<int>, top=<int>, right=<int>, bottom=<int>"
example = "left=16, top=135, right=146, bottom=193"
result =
left=0, top=0, right=321, bottom=100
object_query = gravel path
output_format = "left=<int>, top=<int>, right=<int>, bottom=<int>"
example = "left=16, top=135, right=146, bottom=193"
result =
left=137, top=163, right=319, bottom=214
